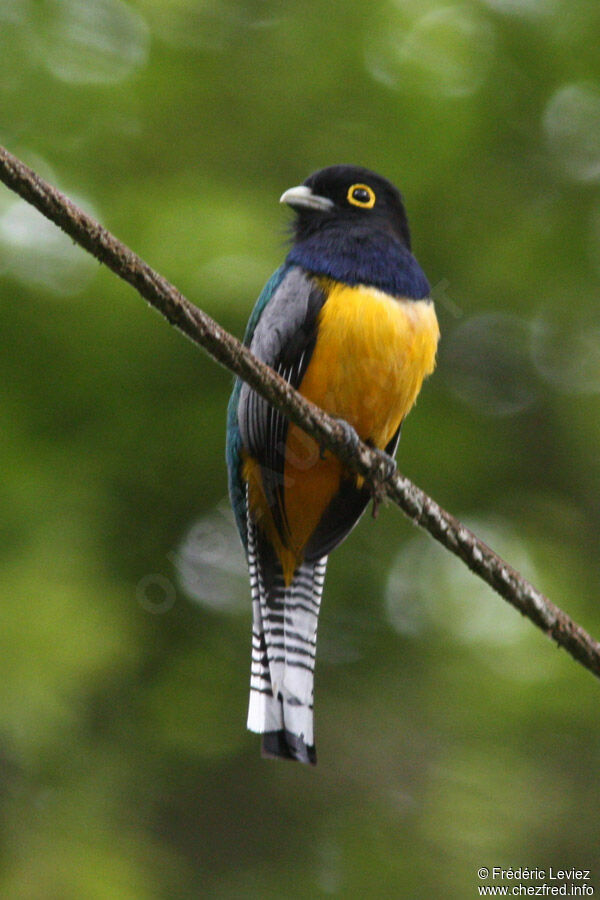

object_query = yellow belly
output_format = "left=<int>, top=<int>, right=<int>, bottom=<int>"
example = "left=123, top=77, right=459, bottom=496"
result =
left=299, top=280, right=439, bottom=446
left=247, top=280, right=440, bottom=583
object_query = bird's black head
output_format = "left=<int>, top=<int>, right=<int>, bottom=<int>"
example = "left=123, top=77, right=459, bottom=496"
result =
left=281, top=165, right=429, bottom=299
left=281, top=165, right=412, bottom=250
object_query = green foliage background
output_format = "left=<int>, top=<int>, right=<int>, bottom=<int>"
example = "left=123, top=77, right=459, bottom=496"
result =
left=1, top=0, right=600, bottom=896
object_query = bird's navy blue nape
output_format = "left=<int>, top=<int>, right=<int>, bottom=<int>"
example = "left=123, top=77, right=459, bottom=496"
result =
left=286, top=229, right=430, bottom=300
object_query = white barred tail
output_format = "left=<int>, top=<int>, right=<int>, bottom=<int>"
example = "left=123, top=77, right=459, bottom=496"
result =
left=246, top=513, right=327, bottom=765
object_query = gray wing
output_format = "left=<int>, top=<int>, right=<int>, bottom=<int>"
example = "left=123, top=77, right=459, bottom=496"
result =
left=238, top=266, right=327, bottom=541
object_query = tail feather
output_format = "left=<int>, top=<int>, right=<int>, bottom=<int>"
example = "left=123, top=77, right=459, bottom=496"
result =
left=246, top=511, right=327, bottom=765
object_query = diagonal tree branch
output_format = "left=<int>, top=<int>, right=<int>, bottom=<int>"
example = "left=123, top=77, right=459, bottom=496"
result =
left=1, top=143, right=598, bottom=680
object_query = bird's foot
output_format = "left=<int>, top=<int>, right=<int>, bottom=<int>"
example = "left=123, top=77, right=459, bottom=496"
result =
left=323, top=419, right=396, bottom=517
left=320, top=417, right=361, bottom=459
left=369, top=447, right=397, bottom=519
left=335, top=417, right=361, bottom=451
left=371, top=447, right=397, bottom=482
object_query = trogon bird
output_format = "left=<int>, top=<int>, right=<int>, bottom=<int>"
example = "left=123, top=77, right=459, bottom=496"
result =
left=226, top=165, right=439, bottom=765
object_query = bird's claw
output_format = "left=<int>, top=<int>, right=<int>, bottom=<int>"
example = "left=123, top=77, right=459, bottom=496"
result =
left=335, top=417, right=361, bottom=451
left=320, top=417, right=361, bottom=459
left=324, top=419, right=396, bottom=517
left=372, top=447, right=397, bottom=482
left=369, top=448, right=396, bottom=519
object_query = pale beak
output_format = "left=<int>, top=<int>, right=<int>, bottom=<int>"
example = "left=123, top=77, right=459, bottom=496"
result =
left=279, top=184, right=334, bottom=212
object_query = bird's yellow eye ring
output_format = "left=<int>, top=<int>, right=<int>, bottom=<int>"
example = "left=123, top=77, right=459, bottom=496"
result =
left=347, top=183, right=376, bottom=209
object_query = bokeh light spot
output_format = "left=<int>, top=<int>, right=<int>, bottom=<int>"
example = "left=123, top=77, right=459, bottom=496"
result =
left=174, top=500, right=248, bottom=613
left=34, top=0, right=150, bottom=85
left=142, top=0, right=279, bottom=50
left=0, top=196, right=97, bottom=295
left=385, top=518, right=553, bottom=682
left=531, top=313, right=600, bottom=394
left=195, top=254, right=272, bottom=298
left=386, top=518, right=537, bottom=646
left=543, top=82, right=600, bottom=183
left=442, top=313, right=538, bottom=415
left=366, top=5, right=495, bottom=98
left=0, top=0, right=28, bottom=25
left=479, top=0, right=556, bottom=17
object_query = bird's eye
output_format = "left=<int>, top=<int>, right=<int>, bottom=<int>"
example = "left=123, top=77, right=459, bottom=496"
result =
left=347, top=183, right=376, bottom=209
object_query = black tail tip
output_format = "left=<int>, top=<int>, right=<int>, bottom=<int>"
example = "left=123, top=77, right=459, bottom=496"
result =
left=261, top=729, right=317, bottom=766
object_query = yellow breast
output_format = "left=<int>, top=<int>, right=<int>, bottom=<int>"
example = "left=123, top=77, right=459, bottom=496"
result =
left=276, top=281, right=439, bottom=577
left=299, top=281, right=440, bottom=447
